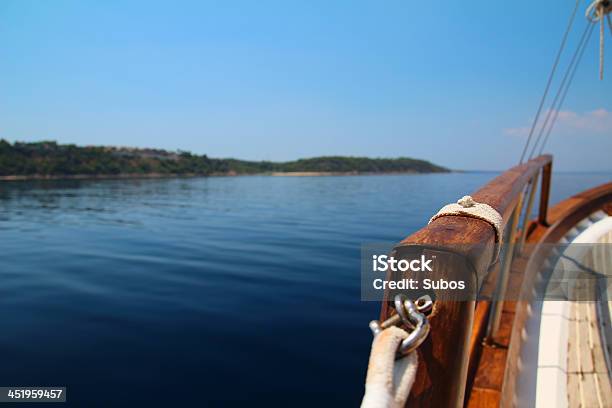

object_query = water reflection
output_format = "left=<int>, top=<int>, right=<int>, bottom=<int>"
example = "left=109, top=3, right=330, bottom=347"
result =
left=0, top=172, right=610, bottom=406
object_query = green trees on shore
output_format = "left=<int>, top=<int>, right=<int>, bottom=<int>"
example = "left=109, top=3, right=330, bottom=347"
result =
left=0, top=140, right=448, bottom=177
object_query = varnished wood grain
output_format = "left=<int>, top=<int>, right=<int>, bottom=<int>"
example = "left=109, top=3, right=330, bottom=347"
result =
left=378, top=156, right=552, bottom=407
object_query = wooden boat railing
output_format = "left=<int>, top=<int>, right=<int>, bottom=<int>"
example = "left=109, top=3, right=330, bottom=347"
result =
left=494, top=180, right=612, bottom=407
left=379, top=155, right=554, bottom=407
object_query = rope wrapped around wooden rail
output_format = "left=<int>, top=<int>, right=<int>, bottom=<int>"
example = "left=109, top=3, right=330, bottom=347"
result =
left=429, top=195, right=504, bottom=263
left=375, top=155, right=553, bottom=408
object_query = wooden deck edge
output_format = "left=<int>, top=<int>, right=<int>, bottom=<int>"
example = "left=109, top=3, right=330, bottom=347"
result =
left=467, top=181, right=612, bottom=408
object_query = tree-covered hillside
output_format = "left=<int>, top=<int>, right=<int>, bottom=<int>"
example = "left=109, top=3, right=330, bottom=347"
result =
left=0, top=140, right=449, bottom=177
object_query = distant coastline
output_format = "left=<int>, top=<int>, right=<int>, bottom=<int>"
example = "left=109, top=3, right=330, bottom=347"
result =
left=0, top=170, right=445, bottom=181
left=0, top=140, right=450, bottom=180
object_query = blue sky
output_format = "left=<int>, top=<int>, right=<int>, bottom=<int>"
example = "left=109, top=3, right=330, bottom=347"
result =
left=0, top=0, right=610, bottom=171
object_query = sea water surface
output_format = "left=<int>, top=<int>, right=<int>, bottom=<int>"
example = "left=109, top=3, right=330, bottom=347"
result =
left=0, top=172, right=610, bottom=406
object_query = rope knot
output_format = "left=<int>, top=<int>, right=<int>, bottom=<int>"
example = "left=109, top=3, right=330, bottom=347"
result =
left=457, top=195, right=476, bottom=208
left=429, top=196, right=504, bottom=264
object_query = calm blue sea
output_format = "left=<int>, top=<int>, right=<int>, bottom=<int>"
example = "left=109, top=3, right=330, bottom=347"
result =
left=0, top=172, right=609, bottom=406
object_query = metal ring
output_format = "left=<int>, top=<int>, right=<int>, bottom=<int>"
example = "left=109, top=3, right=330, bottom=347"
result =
left=398, top=299, right=430, bottom=355
left=368, top=294, right=431, bottom=358
left=394, top=294, right=414, bottom=329
left=415, top=294, right=434, bottom=314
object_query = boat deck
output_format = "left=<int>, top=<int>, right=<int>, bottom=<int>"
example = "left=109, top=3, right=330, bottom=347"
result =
left=568, top=300, right=612, bottom=408
left=468, top=194, right=612, bottom=407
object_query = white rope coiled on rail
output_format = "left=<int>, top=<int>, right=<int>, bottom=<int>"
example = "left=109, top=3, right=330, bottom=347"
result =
left=361, top=327, right=418, bottom=408
left=586, top=0, right=612, bottom=80
left=429, top=195, right=504, bottom=262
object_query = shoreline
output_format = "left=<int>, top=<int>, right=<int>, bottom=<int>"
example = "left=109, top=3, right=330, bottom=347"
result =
left=0, top=170, right=451, bottom=182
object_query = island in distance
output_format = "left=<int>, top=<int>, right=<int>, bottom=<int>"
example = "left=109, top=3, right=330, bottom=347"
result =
left=0, top=140, right=449, bottom=180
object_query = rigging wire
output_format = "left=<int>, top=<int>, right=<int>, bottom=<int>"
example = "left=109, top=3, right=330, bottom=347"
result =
left=599, top=5, right=605, bottom=79
left=528, top=21, right=595, bottom=159
left=538, top=22, right=596, bottom=155
left=518, top=0, right=582, bottom=164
